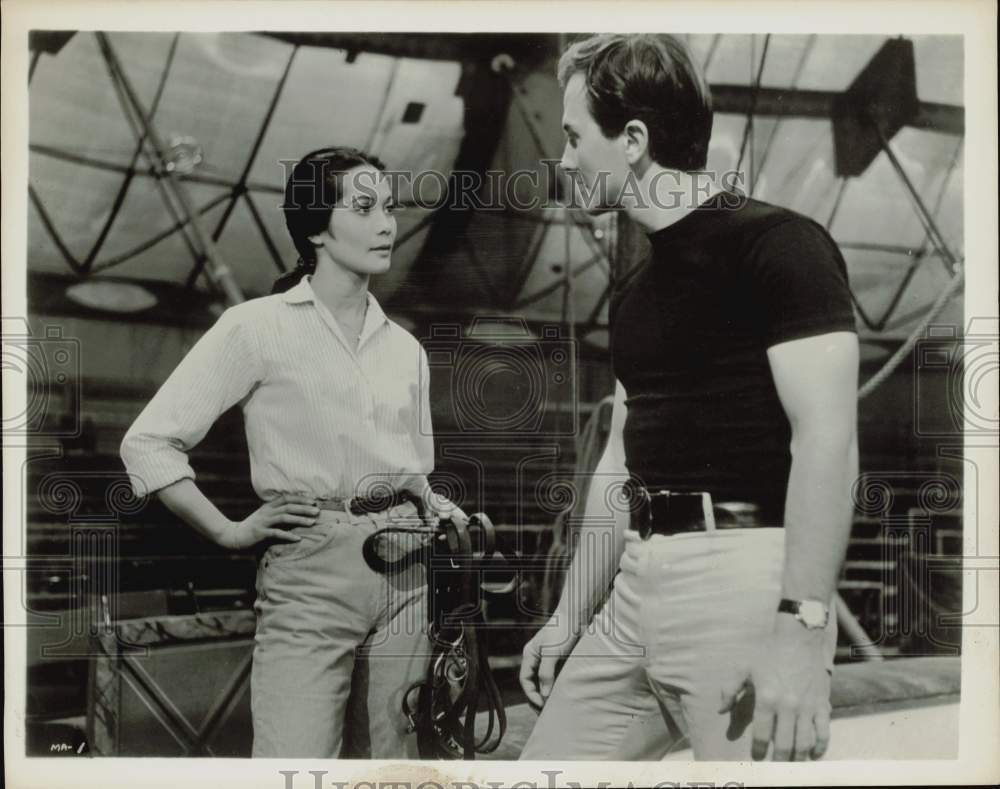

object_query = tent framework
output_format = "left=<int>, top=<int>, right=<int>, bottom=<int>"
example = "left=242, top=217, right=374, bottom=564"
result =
left=28, top=32, right=964, bottom=346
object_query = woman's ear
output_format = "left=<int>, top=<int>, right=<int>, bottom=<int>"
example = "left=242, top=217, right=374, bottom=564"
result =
left=623, top=119, right=650, bottom=165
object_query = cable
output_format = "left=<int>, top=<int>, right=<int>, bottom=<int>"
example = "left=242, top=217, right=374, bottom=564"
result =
left=734, top=34, right=771, bottom=191
left=857, top=265, right=964, bottom=400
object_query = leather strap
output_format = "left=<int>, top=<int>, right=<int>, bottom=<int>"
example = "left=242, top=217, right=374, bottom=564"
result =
left=361, top=510, right=509, bottom=759
left=626, top=485, right=772, bottom=538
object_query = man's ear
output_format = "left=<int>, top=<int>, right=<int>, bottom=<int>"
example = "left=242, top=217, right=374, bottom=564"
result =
left=623, top=119, right=650, bottom=165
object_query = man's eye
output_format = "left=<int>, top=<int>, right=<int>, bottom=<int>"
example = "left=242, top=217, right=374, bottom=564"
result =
left=385, top=203, right=397, bottom=214
left=355, top=202, right=374, bottom=212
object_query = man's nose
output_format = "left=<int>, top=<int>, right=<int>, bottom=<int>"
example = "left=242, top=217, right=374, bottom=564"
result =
left=560, top=143, right=577, bottom=173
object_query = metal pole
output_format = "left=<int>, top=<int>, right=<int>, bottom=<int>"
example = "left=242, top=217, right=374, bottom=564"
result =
left=872, top=121, right=959, bottom=277
left=834, top=594, right=883, bottom=661
left=96, top=33, right=245, bottom=306
left=503, top=72, right=612, bottom=273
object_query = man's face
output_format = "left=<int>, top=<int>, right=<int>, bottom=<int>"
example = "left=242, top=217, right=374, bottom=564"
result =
left=560, top=72, right=630, bottom=214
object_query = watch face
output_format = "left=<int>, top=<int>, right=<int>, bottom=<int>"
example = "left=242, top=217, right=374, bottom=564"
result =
left=798, top=600, right=829, bottom=629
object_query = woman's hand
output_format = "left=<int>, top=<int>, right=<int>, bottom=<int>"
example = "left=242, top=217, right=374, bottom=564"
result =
left=219, top=493, right=320, bottom=550
left=420, top=489, right=469, bottom=528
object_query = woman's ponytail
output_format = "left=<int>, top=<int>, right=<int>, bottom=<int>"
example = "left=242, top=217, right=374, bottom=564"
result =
left=271, top=256, right=316, bottom=295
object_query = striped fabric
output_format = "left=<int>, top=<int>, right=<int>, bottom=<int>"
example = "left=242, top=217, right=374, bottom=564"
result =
left=120, top=276, right=434, bottom=502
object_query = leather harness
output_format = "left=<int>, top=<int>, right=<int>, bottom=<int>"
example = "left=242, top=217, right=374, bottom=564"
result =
left=360, top=494, right=509, bottom=759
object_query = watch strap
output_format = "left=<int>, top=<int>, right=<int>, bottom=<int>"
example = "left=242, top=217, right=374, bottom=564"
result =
left=777, top=598, right=800, bottom=615
left=778, top=597, right=830, bottom=629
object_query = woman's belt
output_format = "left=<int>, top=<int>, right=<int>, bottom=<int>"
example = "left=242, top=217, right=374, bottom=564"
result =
left=315, top=489, right=415, bottom=516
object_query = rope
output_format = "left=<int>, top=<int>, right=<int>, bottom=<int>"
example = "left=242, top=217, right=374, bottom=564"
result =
left=857, top=265, right=964, bottom=400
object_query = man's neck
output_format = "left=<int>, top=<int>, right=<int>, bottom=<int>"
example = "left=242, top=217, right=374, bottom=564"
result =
left=624, top=166, right=722, bottom=234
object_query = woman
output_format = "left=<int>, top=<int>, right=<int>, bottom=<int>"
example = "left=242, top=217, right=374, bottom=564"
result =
left=121, top=147, right=464, bottom=758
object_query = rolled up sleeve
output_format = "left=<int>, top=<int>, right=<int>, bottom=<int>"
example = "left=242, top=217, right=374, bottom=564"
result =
left=121, top=307, right=261, bottom=497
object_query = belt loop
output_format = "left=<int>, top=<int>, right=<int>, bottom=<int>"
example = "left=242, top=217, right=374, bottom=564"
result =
left=701, top=492, right=716, bottom=532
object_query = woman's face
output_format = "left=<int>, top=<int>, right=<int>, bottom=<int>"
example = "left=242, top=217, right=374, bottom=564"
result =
left=311, top=164, right=397, bottom=276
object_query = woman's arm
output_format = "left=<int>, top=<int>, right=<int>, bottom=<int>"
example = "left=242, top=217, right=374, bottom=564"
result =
left=410, top=344, right=468, bottom=526
left=158, top=479, right=319, bottom=549
left=121, top=307, right=283, bottom=546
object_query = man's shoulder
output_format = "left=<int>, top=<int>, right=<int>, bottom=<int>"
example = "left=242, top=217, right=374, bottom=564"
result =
left=727, top=196, right=826, bottom=240
left=719, top=197, right=842, bottom=271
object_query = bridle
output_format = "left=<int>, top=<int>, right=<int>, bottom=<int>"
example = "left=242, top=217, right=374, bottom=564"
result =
left=361, top=499, right=510, bottom=759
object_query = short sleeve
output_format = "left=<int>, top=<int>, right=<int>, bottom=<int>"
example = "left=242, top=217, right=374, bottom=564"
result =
left=746, top=217, right=858, bottom=346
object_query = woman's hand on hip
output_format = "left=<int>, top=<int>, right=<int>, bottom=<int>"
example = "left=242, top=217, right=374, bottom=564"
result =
left=219, top=493, right=320, bottom=550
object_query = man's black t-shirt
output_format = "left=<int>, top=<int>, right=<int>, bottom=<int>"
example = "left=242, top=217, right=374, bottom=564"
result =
left=610, top=191, right=857, bottom=518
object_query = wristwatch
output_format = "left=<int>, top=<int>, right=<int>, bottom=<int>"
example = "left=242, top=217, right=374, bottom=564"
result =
left=778, top=598, right=830, bottom=630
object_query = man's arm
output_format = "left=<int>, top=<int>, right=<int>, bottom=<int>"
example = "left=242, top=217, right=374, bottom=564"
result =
left=739, top=330, right=859, bottom=761
left=519, top=380, right=630, bottom=706
left=772, top=331, right=859, bottom=604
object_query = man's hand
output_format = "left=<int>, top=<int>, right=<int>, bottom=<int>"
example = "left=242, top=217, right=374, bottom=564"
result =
left=219, top=493, right=319, bottom=550
left=519, top=616, right=581, bottom=708
left=720, top=615, right=832, bottom=761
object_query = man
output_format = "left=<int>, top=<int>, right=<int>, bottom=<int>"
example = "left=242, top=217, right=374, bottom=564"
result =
left=519, top=34, right=858, bottom=762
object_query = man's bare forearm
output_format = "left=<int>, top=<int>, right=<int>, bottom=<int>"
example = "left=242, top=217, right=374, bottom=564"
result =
left=781, top=427, right=858, bottom=603
left=552, top=458, right=630, bottom=636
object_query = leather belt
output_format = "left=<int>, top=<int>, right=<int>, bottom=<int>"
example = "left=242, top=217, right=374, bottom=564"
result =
left=316, top=489, right=415, bottom=516
left=626, top=484, right=772, bottom=538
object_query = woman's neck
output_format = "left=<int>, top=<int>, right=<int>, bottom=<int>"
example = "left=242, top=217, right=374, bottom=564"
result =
left=310, top=256, right=370, bottom=316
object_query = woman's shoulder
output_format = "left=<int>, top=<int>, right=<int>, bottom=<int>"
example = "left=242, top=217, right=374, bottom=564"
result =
left=385, top=318, right=425, bottom=352
left=218, top=292, right=287, bottom=324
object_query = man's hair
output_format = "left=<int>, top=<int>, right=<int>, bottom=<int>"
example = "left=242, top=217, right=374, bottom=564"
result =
left=557, top=34, right=713, bottom=172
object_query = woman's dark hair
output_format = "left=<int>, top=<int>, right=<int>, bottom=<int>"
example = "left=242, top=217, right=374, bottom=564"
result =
left=272, top=146, right=386, bottom=294
left=557, top=34, right=713, bottom=172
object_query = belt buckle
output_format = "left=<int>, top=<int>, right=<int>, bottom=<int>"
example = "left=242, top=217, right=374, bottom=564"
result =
left=349, top=489, right=408, bottom=516
left=624, top=481, right=654, bottom=539
left=314, top=495, right=347, bottom=513
left=646, top=489, right=716, bottom=535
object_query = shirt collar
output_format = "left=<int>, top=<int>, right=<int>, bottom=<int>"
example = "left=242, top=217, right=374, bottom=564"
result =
left=280, top=275, right=316, bottom=304
left=282, top=275, right=389, bottom=331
